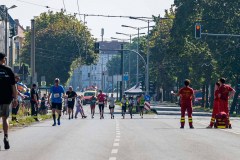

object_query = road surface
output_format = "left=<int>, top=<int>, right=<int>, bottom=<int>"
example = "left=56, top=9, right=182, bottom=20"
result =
left=1, top=105, right=240, bottom=160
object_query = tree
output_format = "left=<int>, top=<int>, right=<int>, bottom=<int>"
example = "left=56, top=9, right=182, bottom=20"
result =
left=21, top=11, right=98, bottom=85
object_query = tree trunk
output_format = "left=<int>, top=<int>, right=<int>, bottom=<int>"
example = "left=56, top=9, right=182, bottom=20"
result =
left=201, top=84, right=206, bottom=108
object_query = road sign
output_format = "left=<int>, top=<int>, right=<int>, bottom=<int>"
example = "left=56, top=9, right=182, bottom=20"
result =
left=123, top=74, right=129, bottom=81
left=41, top=81, right=46, bottom=86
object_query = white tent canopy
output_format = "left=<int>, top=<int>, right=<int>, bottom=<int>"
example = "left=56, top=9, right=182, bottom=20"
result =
left=124, top=83, right=144, bottom=95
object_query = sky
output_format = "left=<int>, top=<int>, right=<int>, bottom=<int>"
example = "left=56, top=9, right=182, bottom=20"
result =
left=1, top=0, right=174, bottom=40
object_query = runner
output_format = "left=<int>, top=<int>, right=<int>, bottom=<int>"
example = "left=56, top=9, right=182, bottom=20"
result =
left=90, top=95, right=97, bottom=119
left=121, top=95, right=128, bottom=119
left=128, top=96, right=134, bottom=119
left=75, top=95, right=87, bottom=119
left=97, top=90, right=106, bottom=119
left=66, top=86, right=77, bottom=120
left=138, top=94, right=145, bottom=118
left=48, top=78, right=65, bottom=126
left=108, top=93, right=115, bottom=119
left=62, top=97, right=68, bottom=115
left=0, top=52, right=18, bottom=150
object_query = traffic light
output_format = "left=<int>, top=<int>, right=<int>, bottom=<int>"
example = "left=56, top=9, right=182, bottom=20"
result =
left=9, top=27, right=16, bottom=38
left=195, top=23, right=201, bottom=39
left=94, top=42, right=100, bottom=53
left=149, top=81, right=155, bottom=95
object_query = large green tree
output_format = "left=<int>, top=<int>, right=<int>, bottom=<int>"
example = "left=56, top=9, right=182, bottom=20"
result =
left=21, top=11, right=98, bottom=85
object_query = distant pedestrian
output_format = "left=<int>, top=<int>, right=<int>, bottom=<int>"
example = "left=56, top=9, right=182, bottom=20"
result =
left=75, top=95, right=87, bottom=119
left=138, top=94, right=145, bottom=118
left=97, top=90, right=106, bottom=119
left=108, top=93, right=115, bottom=119
left=128, top=96, right=134, bottom=119
left=66, top=86, right=77, bottom=120
left=172, top=79, right=195, bottom=129
left=90, top=95, right=97, bottom=118
left=121, top=95, right=128, bottom=119
left=0, top=52, right=18, bottom=150
left=62, top=97, right=68, bottom=115
left=48, top=78, right=65, bottom=126
left=40, top=94, right=48, bottom=115
left=30, top=84, right=39, bottom=121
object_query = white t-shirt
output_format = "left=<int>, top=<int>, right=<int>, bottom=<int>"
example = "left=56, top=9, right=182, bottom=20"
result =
left=108, top=97, right=115, bottom=107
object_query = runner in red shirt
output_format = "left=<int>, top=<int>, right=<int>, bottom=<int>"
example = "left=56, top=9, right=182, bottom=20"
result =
left=218, top=78, right=236, bottom=128
left=207, top=82, right=220, bottom=128
left=173, top=79, right=194, bottom=129
left=97, top=90, right=106, bottom=119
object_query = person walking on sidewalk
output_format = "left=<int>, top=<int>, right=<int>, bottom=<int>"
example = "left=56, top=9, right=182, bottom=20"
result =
left=97, top=90, right=106, bottom=119
left=108, top=93, right=115, bottom=119
left=30, top=84, right=39, bottom=121
left=66, top=86, right=77, bottom=120
left=207, top=82, right=220, bottom=128
left=0, top=52, right=18, bottom=150
left=48, top=78, right=65, bottom=126
left=172, top=79, right=195, bottom=129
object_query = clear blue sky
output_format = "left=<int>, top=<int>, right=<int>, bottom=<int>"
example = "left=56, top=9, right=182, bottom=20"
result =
left=1, top=0, right=174, bottom=40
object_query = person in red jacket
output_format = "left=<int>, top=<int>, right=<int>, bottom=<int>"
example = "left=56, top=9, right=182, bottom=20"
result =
left=207, top=82, right=220, bottom=128
left=218, top=77, right=236, bottom=128
left=173, top=79, right=194, bottom=129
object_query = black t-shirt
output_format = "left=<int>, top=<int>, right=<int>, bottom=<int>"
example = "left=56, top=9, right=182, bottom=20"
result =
left=0, top=64, right=15, bottom=104
left=66, top=91, right=77, bottom=103
left=30, top=88, right=39, bottom=103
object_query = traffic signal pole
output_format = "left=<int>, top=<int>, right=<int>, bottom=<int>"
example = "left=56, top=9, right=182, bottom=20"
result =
left=120, top=44, right=124, bottom=100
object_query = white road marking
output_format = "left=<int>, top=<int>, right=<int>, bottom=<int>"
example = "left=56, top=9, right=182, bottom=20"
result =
left=109, top=157, right=117, bottom=160
left=113, top=143, right=119, bottom=146
left=111, top=149, right=118, bottom=154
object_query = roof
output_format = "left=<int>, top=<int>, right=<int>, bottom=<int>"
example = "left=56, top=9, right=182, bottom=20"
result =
left=124, top=83, right=144, bottom=95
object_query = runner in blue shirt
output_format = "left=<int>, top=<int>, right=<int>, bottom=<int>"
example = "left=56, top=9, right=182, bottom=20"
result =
left=48, top=78, right=65, bottom=126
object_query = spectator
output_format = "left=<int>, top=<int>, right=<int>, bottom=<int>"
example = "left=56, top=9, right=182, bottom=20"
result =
left=30, top=84, right=39, bottom=121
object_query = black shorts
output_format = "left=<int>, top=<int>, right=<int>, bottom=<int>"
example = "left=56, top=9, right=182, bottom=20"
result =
left=122, top=105, right=127, bottom=112
left=68, top=102, right=75, bottom=109
left=51, top=102, right=62, bottom=110
left=109, top=105, right=115, bottom=109
left=99, top=104, right=104, bottom=111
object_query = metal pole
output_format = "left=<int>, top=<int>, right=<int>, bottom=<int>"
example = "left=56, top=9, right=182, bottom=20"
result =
left=120, top=44, right=124, bottom=100
left=4, top=8, right=8, bottom=65
left=31, top=19, right=36, bottom=84
left=136, top=28, right=139, bottom=84
left=128, top=35, right=131, bottom=88
left=146, top=20, right=150, bottom=95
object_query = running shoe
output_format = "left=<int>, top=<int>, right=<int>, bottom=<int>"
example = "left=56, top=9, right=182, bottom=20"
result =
left=180, top=126, right=184, bottom=129
left=57, top=119, right=60, bottom=125
left=190, top=126, right=194, bottom=129
left=206, top=125, right=212, bottom=129
left=4, top=137, right=10, bottom=150
left=52, top=123, right=56, bottom=126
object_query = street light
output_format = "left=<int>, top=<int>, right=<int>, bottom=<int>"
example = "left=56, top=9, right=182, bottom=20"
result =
left=122, top=24, right=154, bottom=87
left=4, top=5, right=17, bottom=66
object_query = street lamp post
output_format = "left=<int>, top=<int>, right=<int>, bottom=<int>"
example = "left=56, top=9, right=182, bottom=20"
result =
left=4, top=5, right=17, bottom=66
left=115, top=32, right=144, bottom=88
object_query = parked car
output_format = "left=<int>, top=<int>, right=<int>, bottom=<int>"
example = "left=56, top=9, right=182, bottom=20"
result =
left=83, top=90, right=97, bottom=105
left=194, top=90, right=202, bottom=106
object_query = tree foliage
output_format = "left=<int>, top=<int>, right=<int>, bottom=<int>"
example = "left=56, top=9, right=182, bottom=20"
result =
left=21, top=11, right=98, bottom=85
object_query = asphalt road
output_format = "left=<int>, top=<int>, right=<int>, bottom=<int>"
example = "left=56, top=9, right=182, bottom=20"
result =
left=1, top=105, right=240, bottom=160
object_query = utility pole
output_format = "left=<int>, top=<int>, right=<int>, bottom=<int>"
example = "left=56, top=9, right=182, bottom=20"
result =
left=120, top=44, right=124, bottom=100
left=4, top=7, right=8, bottom=65
left=101, top=28, right=104, bottom=91
left=137, top=28, right=139, bottom=84
left=146, top=20, right=150, bottom=95
left=31, top=19, right=36, bottom=84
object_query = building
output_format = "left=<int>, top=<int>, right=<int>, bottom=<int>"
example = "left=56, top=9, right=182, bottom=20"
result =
left=69, top=41, right=124, bottom=92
